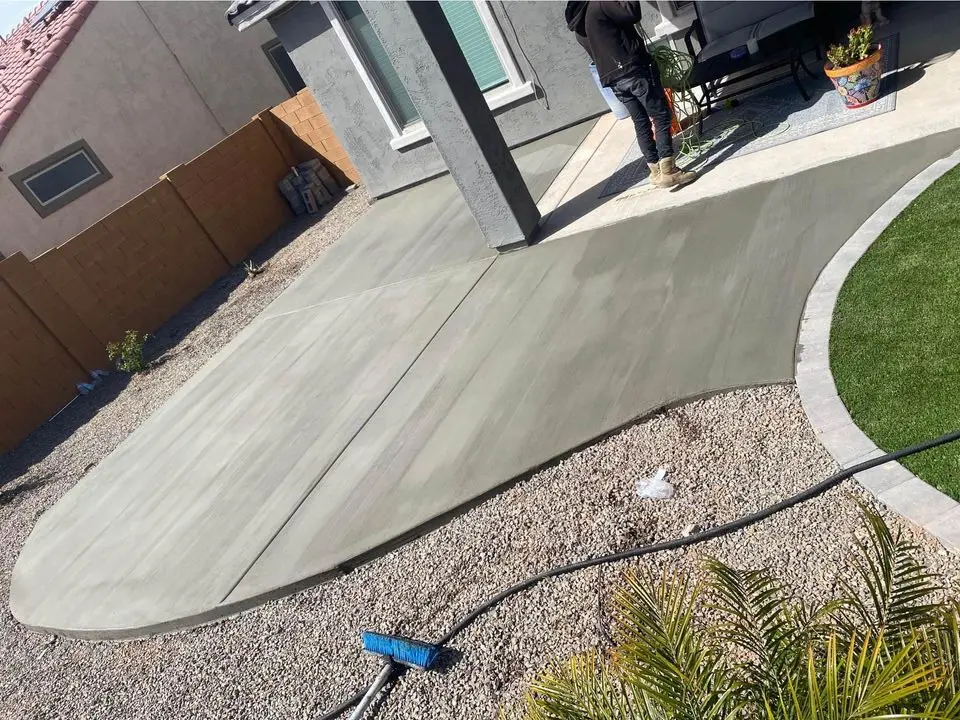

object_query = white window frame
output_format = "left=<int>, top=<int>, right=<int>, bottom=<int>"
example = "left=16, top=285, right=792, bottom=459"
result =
left=10, top=139, right=112, bottom=218
left=319, top=0, right=534, bottom=151
left=24, top=149, right=101, bottom=207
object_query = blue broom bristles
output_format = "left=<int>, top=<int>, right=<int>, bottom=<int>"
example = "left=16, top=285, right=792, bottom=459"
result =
left=361, top=631, right=441, bottom=670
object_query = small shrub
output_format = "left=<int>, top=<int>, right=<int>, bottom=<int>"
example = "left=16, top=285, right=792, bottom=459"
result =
left=106, top=330, right=149, bottom=373
left=512, top=505, right=960, bottom=720
left=827, top=25, right=876, bottom=68
left=243, top=259, right=267, bottom=278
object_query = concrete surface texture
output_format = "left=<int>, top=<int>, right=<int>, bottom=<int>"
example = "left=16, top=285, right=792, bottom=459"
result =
left=362, top=1, right=539, bottom=249
left=269, top=1, right=606, bottom=196
left=539, top=2, right=960, bottom=243
left=11, top=117, right=960, bottom=637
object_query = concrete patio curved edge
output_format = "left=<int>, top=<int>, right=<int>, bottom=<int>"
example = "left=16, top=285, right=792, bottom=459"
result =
left=12, top=130, right=960, bottom=641
left=795, top=146, right=960, bottom=553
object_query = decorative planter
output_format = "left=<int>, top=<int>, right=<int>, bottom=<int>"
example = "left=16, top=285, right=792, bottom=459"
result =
left=825, top=45, right=884, bottom=109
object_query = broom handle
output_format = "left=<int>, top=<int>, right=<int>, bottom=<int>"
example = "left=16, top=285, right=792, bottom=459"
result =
left=348, top=661, right=393, bottom=720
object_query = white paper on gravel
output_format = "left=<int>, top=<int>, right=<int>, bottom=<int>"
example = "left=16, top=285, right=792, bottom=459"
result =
left=636, top=467, right=675, bottom=499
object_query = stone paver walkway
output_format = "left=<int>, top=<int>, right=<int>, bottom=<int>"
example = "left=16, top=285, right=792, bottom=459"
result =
left=11, top=122, right=960, bottom=638
left=796, top=147, right=960, bottom=551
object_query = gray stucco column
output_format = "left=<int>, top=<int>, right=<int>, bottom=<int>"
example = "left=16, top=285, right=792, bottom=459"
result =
left=361, top=1, right=540, bottom=250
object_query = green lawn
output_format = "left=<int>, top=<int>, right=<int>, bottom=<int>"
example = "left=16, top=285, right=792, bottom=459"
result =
left=831, top=163, right=960, bottom=500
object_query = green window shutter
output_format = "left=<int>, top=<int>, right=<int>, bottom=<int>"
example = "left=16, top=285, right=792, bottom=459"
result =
left=339, top=0, right=420, bottom=127
left=439, top=1, right=508, bottom=91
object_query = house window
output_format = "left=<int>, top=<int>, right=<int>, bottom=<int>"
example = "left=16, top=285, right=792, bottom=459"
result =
left=263, top=38, right=307, bottom=95
left=321, top=1, right=533, bottom=149
left=438, top=0, right=507, bottom=91
left=338, top=0, right=420, bottom=128
left=10, top=140, right=111, bottom=218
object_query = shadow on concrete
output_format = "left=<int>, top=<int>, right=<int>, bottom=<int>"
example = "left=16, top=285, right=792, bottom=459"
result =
left=0, top=200, right=345, bottom=491
left=540, top=35, right=928, bottom=238
left=892, top=1, right=960, bottom=68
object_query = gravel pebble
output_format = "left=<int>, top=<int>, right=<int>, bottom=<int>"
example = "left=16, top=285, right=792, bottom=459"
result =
left=2, top=223, right=959, bottom=719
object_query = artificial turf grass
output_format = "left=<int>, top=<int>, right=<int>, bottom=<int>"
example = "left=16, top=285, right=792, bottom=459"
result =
left=831, top=163, right=960, bottom=500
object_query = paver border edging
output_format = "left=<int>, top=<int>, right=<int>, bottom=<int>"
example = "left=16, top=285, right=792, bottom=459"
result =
left=796, top=146, right=960, bottom=553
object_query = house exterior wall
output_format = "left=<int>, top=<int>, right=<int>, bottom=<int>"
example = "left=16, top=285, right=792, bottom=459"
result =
left=0, top=1, right=291, bottom=260
left=269, top=1, right=608, bottom=197
left=138, top=1, right=289, bottom=132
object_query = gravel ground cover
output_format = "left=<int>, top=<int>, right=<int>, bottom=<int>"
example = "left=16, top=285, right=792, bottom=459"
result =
left=2, top=375, right=959, bottom=719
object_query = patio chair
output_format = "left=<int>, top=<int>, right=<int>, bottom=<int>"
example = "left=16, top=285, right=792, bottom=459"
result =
left=683, top=1, right=821, bottom=128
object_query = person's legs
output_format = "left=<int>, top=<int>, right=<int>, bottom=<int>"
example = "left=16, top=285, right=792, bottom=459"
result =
left=611, top=75, right=660, bottom=165
left=639, top=63, right=696, bottom=187
left=611, top=65, right=696, bottom=188
left=639, top=65, right=675, bottom=161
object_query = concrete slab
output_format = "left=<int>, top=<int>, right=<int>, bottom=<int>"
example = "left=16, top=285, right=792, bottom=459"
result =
left=11, top=124, right=960, bottom=638
left=232, top=135, right=960, bottom=602
left=11, top=260, right=493, bottom=634
left=264, top=119, right=596, bottom=317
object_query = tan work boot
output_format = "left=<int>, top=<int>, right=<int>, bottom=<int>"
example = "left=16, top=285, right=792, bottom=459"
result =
left=657, top=157, right=697, bottom=188
left=647, top=162, right=662, bottom=187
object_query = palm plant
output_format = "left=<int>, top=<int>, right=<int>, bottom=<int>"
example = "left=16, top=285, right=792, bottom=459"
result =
left=512, top=505, right=960, bottom=720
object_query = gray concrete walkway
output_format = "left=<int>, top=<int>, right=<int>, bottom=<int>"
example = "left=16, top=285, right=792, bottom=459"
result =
left=11, top=124, right=960, bottom=638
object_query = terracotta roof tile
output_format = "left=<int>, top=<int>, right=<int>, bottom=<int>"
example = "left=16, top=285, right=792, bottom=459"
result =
left=0, top=1, right=94, bottom=147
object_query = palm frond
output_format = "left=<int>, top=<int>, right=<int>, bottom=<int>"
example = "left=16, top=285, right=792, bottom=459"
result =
left=917, top=600, right=960, bottom=712
left=704, top=558, right=811, bottom=692
left=839, top=503, right=942, bottom=639
left=612, top=570, right=737, bottom=720
left=517, top=651, right=661, bottom=720
left=773, top=630, right=944, bottom=720
left=509, top=508, right=958, bottom=720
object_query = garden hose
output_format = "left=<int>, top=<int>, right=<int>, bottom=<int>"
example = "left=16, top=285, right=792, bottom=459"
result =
left=318, top=427, right=960, bottom=720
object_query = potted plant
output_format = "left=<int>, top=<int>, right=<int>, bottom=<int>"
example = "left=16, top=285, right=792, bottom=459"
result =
left=825, top=24, right=884, bottom=109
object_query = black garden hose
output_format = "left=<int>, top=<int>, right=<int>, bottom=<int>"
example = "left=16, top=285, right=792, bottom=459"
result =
left=319, top=427, right=960, bottom=719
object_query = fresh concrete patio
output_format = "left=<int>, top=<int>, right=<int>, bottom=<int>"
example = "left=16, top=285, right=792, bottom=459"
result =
left=12, top=123, right=960, bottom=637
left=12, top=3, right=960, bottom=636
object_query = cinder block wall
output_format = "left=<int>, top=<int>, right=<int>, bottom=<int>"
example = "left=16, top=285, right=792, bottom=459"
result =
left=0, top=278, right=88, bottom=453
left=166, top=119, right=293, bottom=265
left=267, top=89, right=360, bottom=188
left=34, top=181, right=232, bottom=344
left=0, top=112, right=306, bottom=455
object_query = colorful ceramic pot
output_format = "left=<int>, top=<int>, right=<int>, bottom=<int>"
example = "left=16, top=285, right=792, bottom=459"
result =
left=824, top=45, right=884, bottom=109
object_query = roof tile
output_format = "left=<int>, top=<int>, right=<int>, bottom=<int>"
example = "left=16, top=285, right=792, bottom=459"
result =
left=0, top=1, right=94, bottom=147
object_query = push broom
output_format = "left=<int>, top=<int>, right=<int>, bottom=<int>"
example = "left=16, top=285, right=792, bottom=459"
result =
left=346, top=631, right=442, bottom=720
left=322, top=427, right=960, bottom=720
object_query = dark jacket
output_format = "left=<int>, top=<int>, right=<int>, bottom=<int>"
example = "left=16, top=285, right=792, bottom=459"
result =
left=565, top=1, right=651, bottom=86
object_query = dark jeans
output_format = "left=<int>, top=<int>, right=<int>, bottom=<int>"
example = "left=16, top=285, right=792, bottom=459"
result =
left=611, top=65, right=674, bottom=164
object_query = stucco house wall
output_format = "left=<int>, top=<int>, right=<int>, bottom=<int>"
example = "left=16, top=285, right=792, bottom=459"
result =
left=0, top=2, right=290, bottom=260
left=138, top=1, right=289, bottom=133
left=268, top=1, right=608, bottom=197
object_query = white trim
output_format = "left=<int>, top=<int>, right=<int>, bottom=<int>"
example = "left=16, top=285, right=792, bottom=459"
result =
left=317, top=0, right=405, bottom=139
left=388, top=124, right=431, bottom=151
left=652, top=0, right=695, bottom=40
left=234, top=0, right=293, bottom=32
left=474, top=0, right=524, bottom=88
left=323, top=0, right=534, bottom=150
left=388, top=80, right=535, bottom=150
left=24, top=149, right=101, bottom=207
